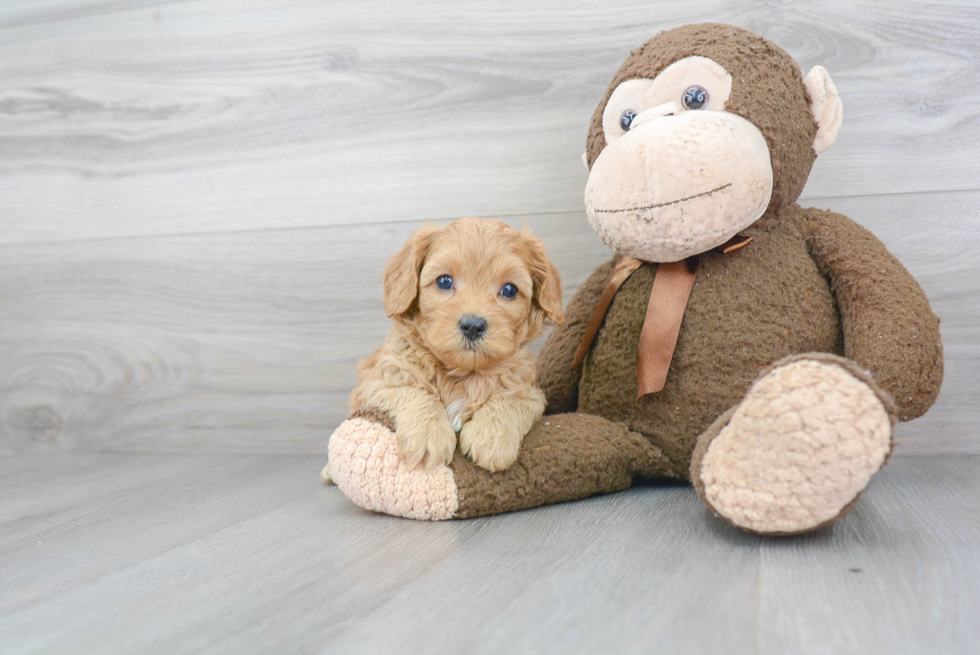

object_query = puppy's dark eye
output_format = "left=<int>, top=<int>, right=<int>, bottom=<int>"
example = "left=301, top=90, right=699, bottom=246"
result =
left=500, top=283, right=518, bottom=299
left=682, top=86, right=709, bottom=110
left=435, top=275, right=453, bottom=290
left=620, top=110, right=637, bottom=132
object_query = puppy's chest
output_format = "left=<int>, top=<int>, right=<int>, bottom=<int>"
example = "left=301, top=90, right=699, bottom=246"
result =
left=439, top=373, right=496, bottom=433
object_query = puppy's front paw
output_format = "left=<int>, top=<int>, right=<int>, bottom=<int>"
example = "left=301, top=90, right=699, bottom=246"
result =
left=459, top=417, right=522, bottom=472
left=396, top=411, right=458, bottom=470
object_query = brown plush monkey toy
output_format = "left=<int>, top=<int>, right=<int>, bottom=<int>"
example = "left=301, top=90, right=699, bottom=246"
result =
left=326, top=23, right=943, bottom=535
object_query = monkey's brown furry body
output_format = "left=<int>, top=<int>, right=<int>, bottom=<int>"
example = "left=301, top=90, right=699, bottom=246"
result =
left=542, top=204, right=942, bottom=478
left=326, top=23, right=943, bottom=534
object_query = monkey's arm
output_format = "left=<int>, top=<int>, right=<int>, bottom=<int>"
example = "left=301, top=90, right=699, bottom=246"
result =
left=537, top=257, right=617, bottom=414
left=803, top=209, right=943, bottom=421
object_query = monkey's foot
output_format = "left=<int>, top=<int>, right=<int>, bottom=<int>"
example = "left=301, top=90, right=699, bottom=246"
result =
left=691, top=354, right=897, bottom=535
left=326, top=410, right=676, bottom=520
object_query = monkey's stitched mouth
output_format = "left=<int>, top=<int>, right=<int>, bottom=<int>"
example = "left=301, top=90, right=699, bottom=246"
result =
left=593, top=183, right=732, bottom=219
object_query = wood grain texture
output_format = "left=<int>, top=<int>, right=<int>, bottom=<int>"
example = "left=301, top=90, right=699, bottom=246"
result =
left=0, top=192, right=975, bottom=454
left=0, top=1, right=976, bottom=454
left=0, top=212, right=609, bottom=453
left=0, top=454, right=977, bottom=654
left=0, top=1, right=978, bottom=243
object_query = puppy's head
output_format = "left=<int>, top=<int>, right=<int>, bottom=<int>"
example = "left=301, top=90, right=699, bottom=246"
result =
left=383, top=217, right=563, bottom=371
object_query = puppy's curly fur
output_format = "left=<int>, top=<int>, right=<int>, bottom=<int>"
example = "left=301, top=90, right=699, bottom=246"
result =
left=350, top=217, right=563, bottom=472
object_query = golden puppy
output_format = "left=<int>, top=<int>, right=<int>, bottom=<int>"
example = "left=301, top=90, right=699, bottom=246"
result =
left=349, top=217, right=563, bottom=472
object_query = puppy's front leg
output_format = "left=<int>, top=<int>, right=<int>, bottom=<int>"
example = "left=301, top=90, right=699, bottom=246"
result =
left=460, top=389, right=545, bottom=472
left=369, top=386, right=457, bottom=469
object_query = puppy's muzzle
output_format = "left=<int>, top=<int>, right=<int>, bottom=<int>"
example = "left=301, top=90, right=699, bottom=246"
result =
left=458, top=315, right=488, bottom=342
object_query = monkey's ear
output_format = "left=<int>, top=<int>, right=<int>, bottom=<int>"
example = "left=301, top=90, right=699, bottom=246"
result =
left=803, top=65, right=843, bottom=155
left=383, top=223, right=439, bottom=319
left=521, top=226, right=564, bottom=326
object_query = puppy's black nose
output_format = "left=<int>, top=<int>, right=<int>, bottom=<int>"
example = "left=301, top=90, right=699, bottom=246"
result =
left=458, top=315, right=488, bottom=342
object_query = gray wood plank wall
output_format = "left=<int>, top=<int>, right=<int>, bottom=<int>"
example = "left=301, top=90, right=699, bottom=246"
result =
left=1, top=0, right=977, bottom=454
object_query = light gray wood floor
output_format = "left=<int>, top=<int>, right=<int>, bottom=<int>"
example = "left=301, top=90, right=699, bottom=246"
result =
left=2, top=453, right=977, bottom=654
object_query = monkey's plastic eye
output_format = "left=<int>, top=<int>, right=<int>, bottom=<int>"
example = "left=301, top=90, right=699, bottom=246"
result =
left=500, top=283, right=518, bottom=299
left=435, top=275, right=453, bottom=290
left=683, top=86, right=709, bottom=110
left=620, top=110, right=637, bottom=132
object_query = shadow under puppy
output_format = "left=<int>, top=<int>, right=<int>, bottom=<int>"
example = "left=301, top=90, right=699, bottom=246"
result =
left=349, top=217, right=563, bottom=472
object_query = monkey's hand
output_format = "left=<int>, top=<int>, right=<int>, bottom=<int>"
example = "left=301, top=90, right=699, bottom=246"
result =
left=354, top=381, right=458, bottom=470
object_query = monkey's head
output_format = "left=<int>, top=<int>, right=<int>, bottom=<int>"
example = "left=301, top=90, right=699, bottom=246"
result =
left=584, top=23, right=842, bottom=262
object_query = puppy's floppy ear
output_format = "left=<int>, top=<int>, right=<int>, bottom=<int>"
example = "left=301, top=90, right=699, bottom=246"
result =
left=520, top=225, right=564, bottom=325
left=383, top=223, right=440, bottom=318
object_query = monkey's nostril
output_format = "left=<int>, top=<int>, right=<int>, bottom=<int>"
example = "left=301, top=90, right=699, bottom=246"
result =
left=458, top=315, right=488, bottom=342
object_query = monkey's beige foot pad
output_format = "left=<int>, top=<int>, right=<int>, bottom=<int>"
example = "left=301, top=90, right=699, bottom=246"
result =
left=694, top=356, right=895, bottom=535
left=327, top=418, right=460, bottom=521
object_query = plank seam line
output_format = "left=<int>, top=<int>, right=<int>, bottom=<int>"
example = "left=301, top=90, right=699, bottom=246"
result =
left=0, top=187, right=977, bottom=249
